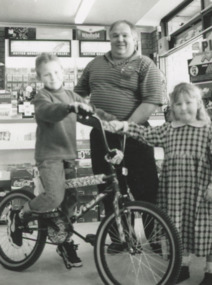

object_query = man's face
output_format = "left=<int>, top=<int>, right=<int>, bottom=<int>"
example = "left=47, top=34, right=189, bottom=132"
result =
left=109, top=23, right=137, bottom=59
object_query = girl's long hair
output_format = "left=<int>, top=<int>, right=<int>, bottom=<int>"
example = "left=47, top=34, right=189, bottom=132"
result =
left=169, top=82, right=211, bottom=123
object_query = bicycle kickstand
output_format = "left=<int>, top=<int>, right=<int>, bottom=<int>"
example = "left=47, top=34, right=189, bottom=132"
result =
left=56, top=248, right=72, bottom=270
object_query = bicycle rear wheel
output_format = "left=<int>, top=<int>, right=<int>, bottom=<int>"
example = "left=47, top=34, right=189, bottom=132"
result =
left=94, top=201, right=182, bottom=285
left=0, top=190, right=47, bottom=271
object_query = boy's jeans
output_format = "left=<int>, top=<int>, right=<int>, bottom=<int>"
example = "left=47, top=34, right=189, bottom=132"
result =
left=29, top=159, right=78, bottom=217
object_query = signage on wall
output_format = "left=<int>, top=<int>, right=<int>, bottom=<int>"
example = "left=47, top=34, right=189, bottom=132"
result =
left=195, top=81, right=212, bottom=120
left=5, top=27, right=36, bottom=40
left=79, top=41, right=110, bottom=57
left=188, top=51, right=212, bottom=82
left=174, top=21, right=202, bottom=48
left=9, top=40, right=71, bottom=57
left=202, top=39, right=212, bottom=52
left=75, top=26, right=106, bottom=41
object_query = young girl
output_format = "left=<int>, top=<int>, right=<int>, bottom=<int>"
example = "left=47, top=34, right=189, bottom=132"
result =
left=103, top=82, right=212, bottom=285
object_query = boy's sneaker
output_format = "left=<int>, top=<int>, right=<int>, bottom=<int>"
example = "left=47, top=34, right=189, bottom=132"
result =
left=57, top=241, right=82, bottom=268
left=7, top=209, right=23, bottom=248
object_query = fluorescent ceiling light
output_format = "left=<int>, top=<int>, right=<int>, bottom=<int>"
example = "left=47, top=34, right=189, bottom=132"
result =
left=75, top=0, right=96, bottom=24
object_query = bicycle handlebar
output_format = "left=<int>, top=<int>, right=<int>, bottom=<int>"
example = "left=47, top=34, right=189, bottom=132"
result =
left=77, top=111, right=116, bottom=157
left=74, top=105, right=125, bottom=165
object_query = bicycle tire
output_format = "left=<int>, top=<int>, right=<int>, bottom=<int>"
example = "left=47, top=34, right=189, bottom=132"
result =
left=94, top=201, right=182, bottom=285
left=0, top=190, right=47, bottom=271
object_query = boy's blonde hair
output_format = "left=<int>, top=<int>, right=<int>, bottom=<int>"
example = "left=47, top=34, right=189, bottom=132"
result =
left=169, top=82, right=211, bottom=123
left=35, top=52, right=62, bottom=77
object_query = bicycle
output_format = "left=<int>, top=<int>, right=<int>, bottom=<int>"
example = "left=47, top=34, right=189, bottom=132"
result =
left=0, top=112, right=182, bottom=285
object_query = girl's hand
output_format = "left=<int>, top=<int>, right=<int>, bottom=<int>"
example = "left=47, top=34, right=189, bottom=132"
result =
left=205, top=183, right=212, bottom=202
left=102, top=120, right=128, bottom=133
left=105, top=149, right=124, bottom=165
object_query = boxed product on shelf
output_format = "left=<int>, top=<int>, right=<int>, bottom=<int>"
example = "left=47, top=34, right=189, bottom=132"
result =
left=0, top=90, right=11, bottom=104
left=76, top=158, right=91, bottom=169
left=76, top=166, right=93, bottom=177
left=77, top=185, right=98, bottom=196
left=10, top=165, right=34, bottom=193
left=0, top=170, right=11, bottom=190
left=0, top=104, right=12, bottom=119
left=76, top=201, right=99, bottom=223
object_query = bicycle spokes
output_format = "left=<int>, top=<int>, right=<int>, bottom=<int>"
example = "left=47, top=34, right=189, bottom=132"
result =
left=95, top=202, right=182, bottom=285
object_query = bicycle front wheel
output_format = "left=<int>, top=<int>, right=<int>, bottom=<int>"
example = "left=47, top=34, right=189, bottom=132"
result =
left=94, top=201, right=182, bottom=285
left=0, top=190, right=47, bottom=271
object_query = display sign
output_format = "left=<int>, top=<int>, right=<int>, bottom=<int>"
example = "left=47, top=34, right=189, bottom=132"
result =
left=76, top=26, right=106, bottom=41
left=18, top=102, right=34, bottom=118
left=188, top=51, right=212, bottom=82
left=9, top=40, right=71, bottom=57
left=79, top=41, right=110, bottom=57
left=195, top=81, right=212, bottom=119
left=174, top=21, right=202, bottom=48
left=5, top=27, right=36, bottom=39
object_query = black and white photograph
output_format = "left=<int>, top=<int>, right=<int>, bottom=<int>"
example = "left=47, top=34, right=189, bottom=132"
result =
left=0, top=1, right=212, bottom=285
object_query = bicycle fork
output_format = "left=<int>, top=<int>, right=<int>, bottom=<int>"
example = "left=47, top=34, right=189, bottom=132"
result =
left=112, top=177, right=126, bottom=244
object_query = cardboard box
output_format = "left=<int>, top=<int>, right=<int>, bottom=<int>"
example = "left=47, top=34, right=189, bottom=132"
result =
left=76, top=202, right=99, bottom=223
left=77, top=185, right=98, bottom=196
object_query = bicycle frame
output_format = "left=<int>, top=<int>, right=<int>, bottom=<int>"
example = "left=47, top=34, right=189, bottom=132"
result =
left=66, top=114, right=127, bottom=243
left=66, top=173, right=112, bottom=222
left=17, top=114, right=126, bottom=245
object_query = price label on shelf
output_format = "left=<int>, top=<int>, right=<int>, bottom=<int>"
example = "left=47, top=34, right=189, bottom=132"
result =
left=77, top=149, right=91, bottom=159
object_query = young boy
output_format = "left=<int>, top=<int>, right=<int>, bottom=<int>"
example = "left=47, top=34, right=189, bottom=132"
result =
left=7, top=53, right=115, bottom=268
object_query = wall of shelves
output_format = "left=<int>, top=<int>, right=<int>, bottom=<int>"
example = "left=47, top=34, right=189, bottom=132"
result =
left=0, top=121, right=36, bottom=150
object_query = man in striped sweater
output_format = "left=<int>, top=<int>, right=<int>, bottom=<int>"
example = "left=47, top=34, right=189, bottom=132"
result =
left=74, top=20, right=163, bottom=253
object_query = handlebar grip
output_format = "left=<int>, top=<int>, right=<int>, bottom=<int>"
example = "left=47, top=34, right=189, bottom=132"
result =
left=68, top=104, right=76, bottom=113
left=78, top=105, right=94, bottom=117
left=107, top=149, right=118, bottom=159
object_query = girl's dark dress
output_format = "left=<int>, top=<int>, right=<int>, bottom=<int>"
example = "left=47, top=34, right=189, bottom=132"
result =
left=126, top=121, right=212, bottom=257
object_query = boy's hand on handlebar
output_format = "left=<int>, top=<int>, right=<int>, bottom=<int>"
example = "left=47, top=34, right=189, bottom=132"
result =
left=69, top=102, right=94, bottom=117
left=102, top=120, right=128, bottom=133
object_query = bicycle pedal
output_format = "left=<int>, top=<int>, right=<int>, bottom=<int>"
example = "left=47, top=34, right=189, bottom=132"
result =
left=85, top=234, right=96, bottom=245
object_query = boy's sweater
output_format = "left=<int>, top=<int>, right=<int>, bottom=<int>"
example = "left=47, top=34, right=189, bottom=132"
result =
left=33, top=87, right=115, bottom=161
